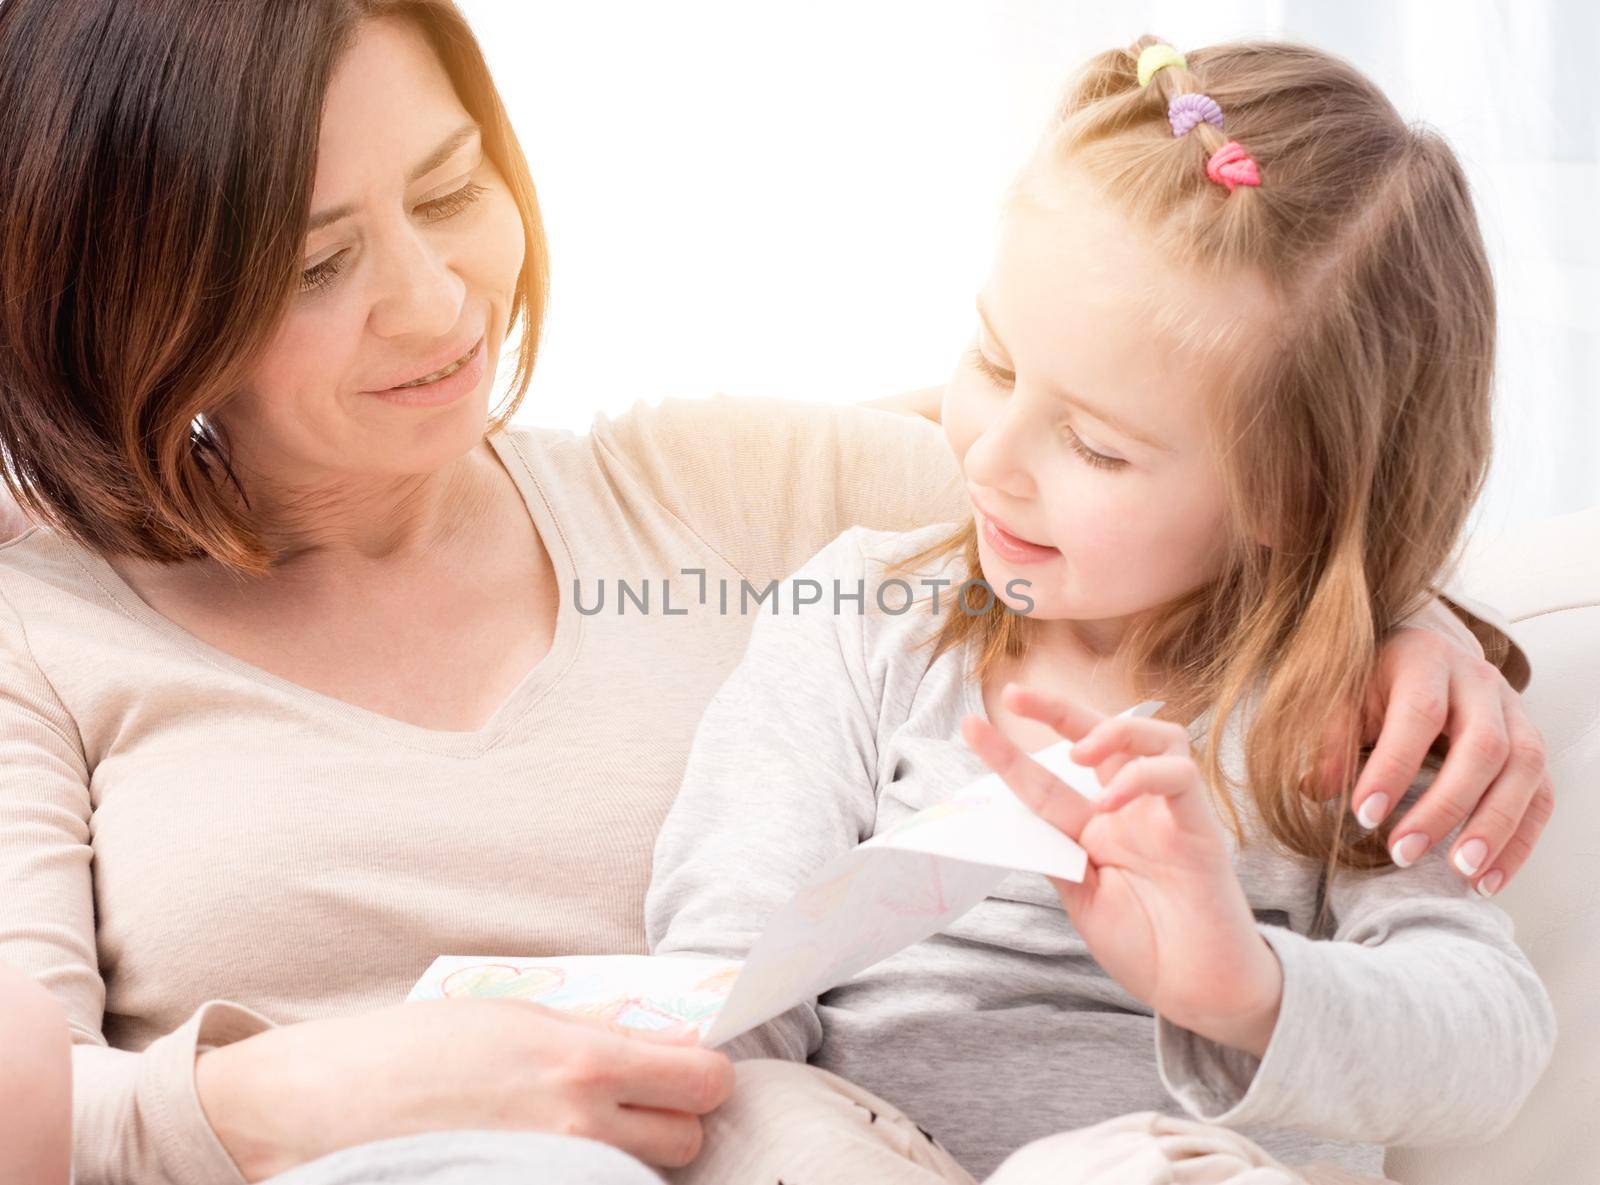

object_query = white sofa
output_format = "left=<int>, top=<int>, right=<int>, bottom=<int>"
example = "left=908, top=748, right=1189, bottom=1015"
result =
left=1387, top=505, right=1600, bottom=1184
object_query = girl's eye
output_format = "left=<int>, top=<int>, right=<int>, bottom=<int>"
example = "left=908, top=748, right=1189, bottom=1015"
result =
left=966, top=343, right=1014, bottom=388
left=298, top=180, right=492, bottom=295
left=1065, top=426, right=1126, bottom=471
left=967, top=343, right=1127, bottom=472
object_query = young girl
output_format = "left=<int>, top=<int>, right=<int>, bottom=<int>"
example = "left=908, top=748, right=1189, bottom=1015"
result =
left=645, top=34, right=1556, bottom=1185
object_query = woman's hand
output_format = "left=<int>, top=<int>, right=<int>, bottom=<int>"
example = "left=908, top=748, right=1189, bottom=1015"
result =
left=195, top=999, right=735, bottom=1182
left=1321, top=611, right=1553, bottom=897
left=961, top=684, right=1284, bottom=1058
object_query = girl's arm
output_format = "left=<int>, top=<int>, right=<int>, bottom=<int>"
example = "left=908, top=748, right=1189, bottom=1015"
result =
left=645, top=527, right=883, bottom=1061
left=963, top=686, right=1555, bottom=1149
left=0, top=962, right=71, bottom=1185
left=1154, top=776, right=1556, bottom=1146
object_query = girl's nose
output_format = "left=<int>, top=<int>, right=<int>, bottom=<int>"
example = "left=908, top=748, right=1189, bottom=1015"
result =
left=965, top=400, right=1042, bottom=501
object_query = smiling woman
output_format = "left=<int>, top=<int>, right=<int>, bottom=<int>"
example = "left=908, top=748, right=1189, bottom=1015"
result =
left=0, top=0, right=546, bottom=574
left=0, top=5, right=981, bottom=1182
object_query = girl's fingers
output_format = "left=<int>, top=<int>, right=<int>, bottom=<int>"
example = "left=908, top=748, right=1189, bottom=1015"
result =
left=1348, top=639, right=1454, bottom=830
left=997, top=683, right=1104, bottom=743
left=1070, top=714, right=1191, bottom=766
left=1095, top=754, right=1209, bottom=832
left=1468, top=777, right=1555, bottom=898
left=960, top=714, right=1095, bottom=842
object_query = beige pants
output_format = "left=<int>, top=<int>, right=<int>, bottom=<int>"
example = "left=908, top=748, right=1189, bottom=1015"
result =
left=665, top=1060, right=1394, bottom=1185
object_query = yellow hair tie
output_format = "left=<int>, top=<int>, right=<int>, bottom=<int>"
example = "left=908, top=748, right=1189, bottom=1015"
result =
left=1137, top=43, right=1187, bottom=86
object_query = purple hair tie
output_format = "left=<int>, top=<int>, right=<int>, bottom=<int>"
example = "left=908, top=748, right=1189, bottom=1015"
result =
left=1168, top=92, right=1225, bottom=138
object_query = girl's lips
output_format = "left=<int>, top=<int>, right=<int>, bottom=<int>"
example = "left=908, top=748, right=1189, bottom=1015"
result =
left=980, top=510, right=1060, bottom=564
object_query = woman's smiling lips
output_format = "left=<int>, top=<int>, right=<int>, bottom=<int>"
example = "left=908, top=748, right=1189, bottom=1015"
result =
left=363, top=335, right=487, bottom=408
left=365, top=332, right=484, bottom=393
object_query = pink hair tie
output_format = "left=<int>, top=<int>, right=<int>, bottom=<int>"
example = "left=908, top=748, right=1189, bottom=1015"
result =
left=1168, top=92, right=1224, bottom=137
left=1205, top=139, right=1261, bottom=192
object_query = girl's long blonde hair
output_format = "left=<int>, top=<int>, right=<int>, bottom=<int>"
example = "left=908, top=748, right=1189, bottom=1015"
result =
left=893, top=35, right=1497, bottom=879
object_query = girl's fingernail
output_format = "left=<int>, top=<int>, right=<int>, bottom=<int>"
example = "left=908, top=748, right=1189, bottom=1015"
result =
left=1391, top=832, right=1429, bottom=868
left=1355, top=793, right=1389, bottom=830
left=1475, top=869, right=1506, bottom=898
left=1453, top=837, right=1488, bottom=877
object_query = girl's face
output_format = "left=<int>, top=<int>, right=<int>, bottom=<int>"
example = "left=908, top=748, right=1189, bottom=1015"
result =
left=942, top=164, right=1275, bottom=647
left=218, top=16, right=526, bottom=489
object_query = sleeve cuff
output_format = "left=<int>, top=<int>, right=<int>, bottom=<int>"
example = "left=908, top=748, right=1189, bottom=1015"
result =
left=1435, top=585, right=1531, bottom=693
left=1155, top=925, right=1318, bottom=1129
left=137, top=1000, right=276, bottom=1185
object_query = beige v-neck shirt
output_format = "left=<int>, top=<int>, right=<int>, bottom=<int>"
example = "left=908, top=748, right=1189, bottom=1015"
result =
left=0, top=394, right=1525, bottom=1185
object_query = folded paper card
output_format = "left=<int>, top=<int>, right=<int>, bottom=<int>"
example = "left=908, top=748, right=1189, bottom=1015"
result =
left=408, top=701, right=1163, bottom=1046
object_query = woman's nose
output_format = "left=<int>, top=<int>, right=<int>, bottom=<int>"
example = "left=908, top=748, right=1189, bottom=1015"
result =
left=366, top=224, right=466, bottom=341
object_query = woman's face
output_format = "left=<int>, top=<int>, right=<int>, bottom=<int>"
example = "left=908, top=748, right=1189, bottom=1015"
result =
left=219, top=16, right=525, bottom=489
left=941, top=164, right=1275, bottom=645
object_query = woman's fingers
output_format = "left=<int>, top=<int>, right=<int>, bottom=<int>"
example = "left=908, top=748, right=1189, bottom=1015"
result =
left=1467, top=776, right=1555, bottom=897
left=1348, top=633, right=1455, bottom=829
left=959, top=713, right=1095, bottom=842
left=1381, top=667, right=1539, bottom=872
left=1311, top=697, right=1363, bottom=800
left=543, top=1009, right=732, bottom=1109
left=1446, top=685, right=1547, bottom=887
left=606, top=1104, right=709, bottom=1168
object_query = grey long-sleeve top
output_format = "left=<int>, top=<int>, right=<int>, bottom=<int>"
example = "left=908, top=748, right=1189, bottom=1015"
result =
left=645, top=523, right=1556, bottom=1180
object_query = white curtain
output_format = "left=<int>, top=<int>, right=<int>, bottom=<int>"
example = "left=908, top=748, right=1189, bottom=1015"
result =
left=468, top=1, right=1598, bottom=529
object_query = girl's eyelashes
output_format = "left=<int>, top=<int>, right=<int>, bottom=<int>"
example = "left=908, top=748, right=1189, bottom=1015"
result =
left=298, top=179, right=491, bottom=295
left=1065, top=425, right=1126, bottom=471
left=966, top=343, right=1014, bottom=388
left=964, top=343, right=1128, bottom=471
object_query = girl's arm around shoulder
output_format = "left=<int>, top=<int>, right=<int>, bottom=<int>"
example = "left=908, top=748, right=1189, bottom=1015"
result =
left=1155, top=776, right=1556, bottom=1146
left=645, top=527, right=888, bottom=1062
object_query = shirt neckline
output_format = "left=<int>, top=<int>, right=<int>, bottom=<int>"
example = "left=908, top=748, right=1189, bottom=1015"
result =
left=71, top=425, right=583, bottom=758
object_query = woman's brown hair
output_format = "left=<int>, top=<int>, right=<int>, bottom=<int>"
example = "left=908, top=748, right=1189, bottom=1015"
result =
left=890, top=35, right=1496, bottom=883
left=0, top=0, right=548, bottom=574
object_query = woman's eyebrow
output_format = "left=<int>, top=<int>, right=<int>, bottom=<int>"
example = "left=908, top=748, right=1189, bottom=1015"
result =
left=307, top=121, right=483, bottom=233
left=975, top=298, right=1171, bottom=452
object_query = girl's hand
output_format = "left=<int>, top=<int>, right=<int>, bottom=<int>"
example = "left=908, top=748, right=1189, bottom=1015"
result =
left=195, top=999, right=735, bottom=1182
left=961, top=684, right=1283, bottom=1058
left=1323, top=616, right=1552, bottom=897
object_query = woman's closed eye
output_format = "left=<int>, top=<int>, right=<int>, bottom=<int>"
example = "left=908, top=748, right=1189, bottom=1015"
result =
left=965, top=343, right=1128, bottom=471
left=299, top=179, right=491, bottom=295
